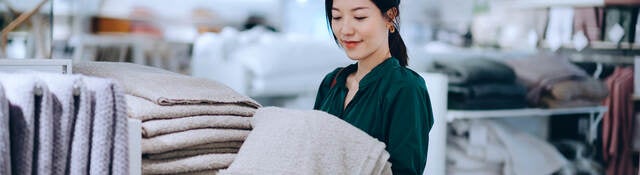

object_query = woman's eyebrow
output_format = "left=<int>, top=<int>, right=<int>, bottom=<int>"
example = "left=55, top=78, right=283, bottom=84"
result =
left=332, top=6, right=369, bottom=12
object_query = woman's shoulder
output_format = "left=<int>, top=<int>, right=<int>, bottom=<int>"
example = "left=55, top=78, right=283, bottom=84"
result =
left=387, top=66, right=427, bottom=90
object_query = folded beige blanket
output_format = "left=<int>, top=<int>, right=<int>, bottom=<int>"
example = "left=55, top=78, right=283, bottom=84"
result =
left=142, top=153, right=235, bottom=175
left=177, top=169, right=221, bottom=175
left=127, top=95, right=256, bottom=121
left=142, top=129, right=250, bottom=154
left=550, top=78, right=608, bottom=101
left=73, top=61, right=260, bottom=108
left=142, top=115, right=252, bottom=138
left=145, top=148, right=240, bottom=160
left=219, top=107, right=391, bottom=175
left=188, top=141, right=244, bottom=150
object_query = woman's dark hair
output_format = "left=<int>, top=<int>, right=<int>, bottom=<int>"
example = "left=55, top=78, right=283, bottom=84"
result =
left=325, top=0, right=408, bottom=66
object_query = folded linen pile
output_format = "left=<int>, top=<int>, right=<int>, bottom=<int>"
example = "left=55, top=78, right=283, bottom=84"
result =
left=505, top=55, right=608, bottom=108
left=220, top=107, right=392, bottom=175
left=74, top=62, right=261, bottom=174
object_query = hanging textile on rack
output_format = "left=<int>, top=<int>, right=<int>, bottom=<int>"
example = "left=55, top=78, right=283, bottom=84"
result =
left=602, top=67, right=635, bottom=175
left=0, top=72, right=129, bottom=175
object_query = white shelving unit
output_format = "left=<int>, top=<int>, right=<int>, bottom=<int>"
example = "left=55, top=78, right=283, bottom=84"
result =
left=448, top=106, right=607, bottom=143
left=499, top=0, right=604, bottom=9
left=447, top=106, right=607, bottom=122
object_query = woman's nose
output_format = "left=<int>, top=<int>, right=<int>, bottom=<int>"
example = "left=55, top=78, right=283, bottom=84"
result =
left=338, top=20, right=355, bottom=36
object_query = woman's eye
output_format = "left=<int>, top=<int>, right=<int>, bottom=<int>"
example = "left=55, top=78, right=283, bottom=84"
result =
left=355, top=17, right=367, bottom=20
left=332, top=17, right=342, bottom=20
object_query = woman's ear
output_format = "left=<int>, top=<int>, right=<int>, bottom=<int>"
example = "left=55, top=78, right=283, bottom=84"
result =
left=385, top=7, right=398, bottom=22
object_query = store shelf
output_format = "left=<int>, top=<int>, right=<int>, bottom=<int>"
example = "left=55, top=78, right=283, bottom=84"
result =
left=447, top=106, right=608, bottom=122
left=568, top=53, right=635, bottom=64
left=499, top=0, right=604, bottom=9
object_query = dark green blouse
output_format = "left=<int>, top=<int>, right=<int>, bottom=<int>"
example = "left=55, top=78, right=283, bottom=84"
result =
left=314, top=58, right=434, bottom=175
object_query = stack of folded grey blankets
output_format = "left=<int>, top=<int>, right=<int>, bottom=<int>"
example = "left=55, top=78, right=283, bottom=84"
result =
left=0, top=72, right=128, bottom=175
left=73, top=62, right=261, bottom=174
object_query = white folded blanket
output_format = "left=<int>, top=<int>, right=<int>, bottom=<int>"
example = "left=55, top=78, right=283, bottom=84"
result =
left=73, top=61, right=260, bottom=108
left=127, top=95, right=255, bottom=121
left=142, top=153, right=235, bottom=174
left=142, top=129, right=250, bottom=154
left=219, top=107, right=391, bottom=175
left=142, top=115, right=252, bottom=138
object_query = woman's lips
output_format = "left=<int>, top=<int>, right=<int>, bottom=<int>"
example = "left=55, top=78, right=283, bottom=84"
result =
left=343, top=41, right=361, bottom=49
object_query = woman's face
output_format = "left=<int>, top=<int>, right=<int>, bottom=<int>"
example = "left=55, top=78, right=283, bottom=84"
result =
left=331, top=0, right=390, bottom=61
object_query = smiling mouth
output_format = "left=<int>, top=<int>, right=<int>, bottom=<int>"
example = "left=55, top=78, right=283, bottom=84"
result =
left=342, top=40, right=361, bottom=49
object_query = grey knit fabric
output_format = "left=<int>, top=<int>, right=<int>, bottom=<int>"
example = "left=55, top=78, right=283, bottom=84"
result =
left=0, top=74, right=38, bottom=175
left=35, top=80, right=54, bottom=175
left=0, top=84, right=10, bottom=175
left=68, top=79, right=92, bottom=175
left=84, top=77, right=116, bottom=175
left=37, top=73, right=79, bottom=175
left=111, top=83, right=129, bottom=175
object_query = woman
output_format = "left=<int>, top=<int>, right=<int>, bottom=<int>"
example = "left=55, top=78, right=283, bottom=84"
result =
left=314, top=0, right=434, bottom=174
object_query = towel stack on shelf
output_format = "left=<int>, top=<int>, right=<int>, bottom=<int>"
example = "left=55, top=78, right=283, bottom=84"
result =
left=505, top=54, right=609, bottom=108
left=427, top=57, right=528, bottom=110
left=74, top=61, right=261, bottom=174
left=0, top=72, right=128, bottom=175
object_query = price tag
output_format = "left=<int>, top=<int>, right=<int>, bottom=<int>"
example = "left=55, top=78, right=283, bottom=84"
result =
left=573, top=31, right=589, bottom=51
left=608, top=23, right=625, bottom=43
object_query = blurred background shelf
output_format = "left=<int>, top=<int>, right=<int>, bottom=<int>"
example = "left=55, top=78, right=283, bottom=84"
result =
left=447, top=106, right=608, bottom=122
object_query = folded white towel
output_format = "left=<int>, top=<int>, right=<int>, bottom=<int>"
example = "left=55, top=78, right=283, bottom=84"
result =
left=0, top=84, right=10, bottom=175
left=127, top=95, right=256, bottom=121
left=142, top=153, right=235, bottom=174
left=220, top=107, right=391, bottom=175
left=142, top=115, right=252, bottom=137
left=73, top=61, right=260, bottom=108
left=142, top=129, right=250, bottom=154
left=0, top=74, right=39, bottom=175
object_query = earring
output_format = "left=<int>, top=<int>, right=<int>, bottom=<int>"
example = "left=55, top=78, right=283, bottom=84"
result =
left=389, top=26, right=395, bottom=33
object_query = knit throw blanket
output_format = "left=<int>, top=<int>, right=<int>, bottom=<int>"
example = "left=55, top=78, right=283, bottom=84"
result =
left=220, top=107, right=392, bottom=175
left=73, top=61, right=260, bottom=108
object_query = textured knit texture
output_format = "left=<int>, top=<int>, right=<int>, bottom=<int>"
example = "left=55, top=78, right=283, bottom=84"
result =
left=111, top=83, right=129, bottom=175
left=142, top=115, right=252, bottom=137
left=35, top=78, right=54, bottom=175
left=0, top=85, right=10, bottom=175
left=73, top=61, right=260, bottom=108
left=220, top=107, right=391, bottom=175
left=145, top=148, right=239, bottom=160
left=184, top=141, right=244, bottom=150
left=142, top=129, right=250, bottom=154
left=84, top=77, right=115, bottom=175
left=126, top=95, right=256, bottom=121
left=0, top=73, right=38, bottom=175
left=142, top=153, right=235, bottom=174
left=68, top=78, right=92, bottom=175
left=36, top=74, right=80, bottom=175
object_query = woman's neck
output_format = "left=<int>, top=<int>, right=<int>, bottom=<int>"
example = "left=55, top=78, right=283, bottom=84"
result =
left=354, top=50, right=391, bottom=80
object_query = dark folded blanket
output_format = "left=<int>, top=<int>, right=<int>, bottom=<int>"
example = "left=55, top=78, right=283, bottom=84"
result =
left=427, top=57, right=516, bottom=85
left=449, top=83, right=527, bottom=99
left=448, top=98, right=528, bottom=110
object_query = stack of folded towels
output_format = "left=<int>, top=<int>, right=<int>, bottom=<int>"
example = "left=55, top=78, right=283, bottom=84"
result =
left=73, top=62, right=261, bottom=174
